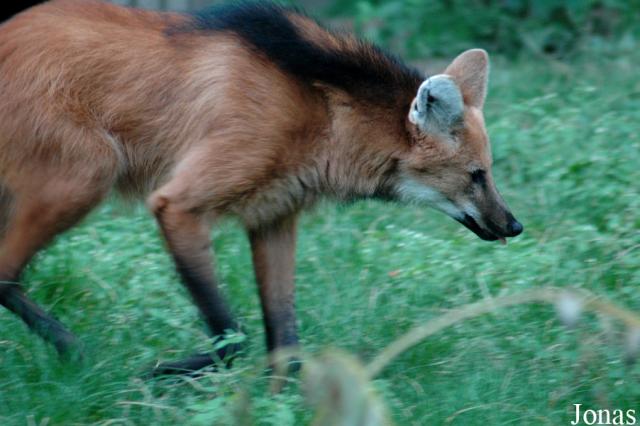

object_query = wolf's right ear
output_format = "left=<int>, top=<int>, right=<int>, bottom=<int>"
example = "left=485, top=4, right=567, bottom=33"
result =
left=444, top=49, right=489, bottom=108
left=408, top=75, right=463, bottom=135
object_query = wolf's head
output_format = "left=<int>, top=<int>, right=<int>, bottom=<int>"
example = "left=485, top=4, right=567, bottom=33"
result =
left=397, top=49, right=522, bottom=242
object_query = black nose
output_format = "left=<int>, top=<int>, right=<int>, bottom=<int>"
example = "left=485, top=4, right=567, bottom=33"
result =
left=507, top=219, right=523, bottom=237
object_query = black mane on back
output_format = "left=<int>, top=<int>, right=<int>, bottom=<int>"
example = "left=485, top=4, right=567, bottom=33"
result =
left=170, top=1, right=424, bottom=107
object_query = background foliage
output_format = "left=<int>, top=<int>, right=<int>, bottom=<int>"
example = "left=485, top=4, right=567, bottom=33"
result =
left=1, top=0, right=640, bottom=424
left=329, top=0, right=640, bottom=58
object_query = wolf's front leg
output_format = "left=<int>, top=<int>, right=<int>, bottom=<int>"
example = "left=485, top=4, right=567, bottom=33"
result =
left=249, top=215, right=299, bottom=368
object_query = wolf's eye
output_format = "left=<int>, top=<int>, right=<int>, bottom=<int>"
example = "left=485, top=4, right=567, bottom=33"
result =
left=470, top=169, right=486, bottom=185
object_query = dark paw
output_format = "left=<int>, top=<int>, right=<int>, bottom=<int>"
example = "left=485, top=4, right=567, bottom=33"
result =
left=151, top=341, right=244, bottom=377
left=51, top=328, right=84, bottom=362
left=151, top=353, right=217, bottom=376
left=267, top=346, right=302, bottom=376
left=267, top=354, right=302, bottom=394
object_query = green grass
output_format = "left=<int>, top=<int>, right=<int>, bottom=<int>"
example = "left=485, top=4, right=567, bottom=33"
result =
left=2, top=44, right=640, bottom=425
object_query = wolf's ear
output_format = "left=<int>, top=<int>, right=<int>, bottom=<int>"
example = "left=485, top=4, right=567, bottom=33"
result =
left=444, top=49, right=489, bottom=108
left=408, top=75, right=463, bottom=134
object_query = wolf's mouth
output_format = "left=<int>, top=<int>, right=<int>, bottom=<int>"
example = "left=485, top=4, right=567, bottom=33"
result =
left=456, top=214, right=501, bottom=241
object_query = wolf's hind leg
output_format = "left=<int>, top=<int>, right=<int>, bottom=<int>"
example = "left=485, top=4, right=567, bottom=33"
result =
left=0, top=174, right=112, bottom=356
left=148, top=169, right=241, bottom=375
left=0, top=285, right=79, bottom=356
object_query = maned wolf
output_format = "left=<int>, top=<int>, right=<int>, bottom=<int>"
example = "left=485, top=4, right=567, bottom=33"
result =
left=0, top=0, right=523, bottom=373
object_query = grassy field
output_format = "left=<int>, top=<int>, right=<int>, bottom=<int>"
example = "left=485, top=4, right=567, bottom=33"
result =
left=2, top=41, right=640, bottom=425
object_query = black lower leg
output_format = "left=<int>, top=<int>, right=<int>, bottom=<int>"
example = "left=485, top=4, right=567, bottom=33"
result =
left=174, top=256, right=239, bottom=338
left=264, top=309, right=300, bottom=375
left=265, top=309, right=299, bottom=353
left=152, top=257, right=242, bottom=376
left=0, top=283, right=79, bottom=356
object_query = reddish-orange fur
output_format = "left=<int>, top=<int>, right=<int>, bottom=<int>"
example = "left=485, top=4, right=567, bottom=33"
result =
left=0, top=0, right=521, bottom=371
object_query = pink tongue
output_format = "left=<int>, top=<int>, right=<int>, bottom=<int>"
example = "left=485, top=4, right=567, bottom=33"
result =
left=498, top=237, right=507, bottom=245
